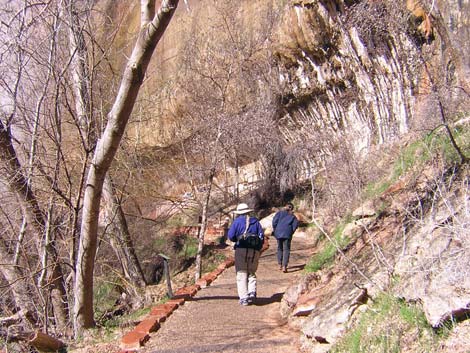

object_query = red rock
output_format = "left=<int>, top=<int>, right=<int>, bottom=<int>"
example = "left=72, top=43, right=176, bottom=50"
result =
left=134, top=318, right=160, bottom=334
left=217, top=262, right=227, bottom=270
left=293, top=295, right=321, bottom=316
left=161, top=302, right=178, bottom=312
left=150, top=302, right=177, bottom=317
left=148, top=312, right=167, bottom=323
left=120, top=331, right=149, bottom=350
left=196, top=278, right=209, bottom=288
left=174, top=286, right=198, bottom=298
left=167, top=297, right=185, bottom=306
left=212, top=268, right=224, bottom=276
left=200, top=273, right=216, bottom=285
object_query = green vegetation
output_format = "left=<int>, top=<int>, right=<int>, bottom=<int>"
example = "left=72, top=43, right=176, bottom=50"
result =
left=153, top=236, right=169, bottom=249
left=364, top=179, right=392, bottom=200
left=102, top=306, right=151, bottom=330
left=202, top=252, right=226, bottom=273
left=94, top=279, right=121, bottom=320
left=304, top=220, right=351, bottom=273
left=331, top=293, right=442, bottom=353
left=166, top=214, right=189, bottom=228
left=364, top=126, right=470, bottom=200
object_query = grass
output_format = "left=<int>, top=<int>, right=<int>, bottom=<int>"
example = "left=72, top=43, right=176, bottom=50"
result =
left=94, top=280, right=121, bottom=320
left=102, top=306, right=151, bottom=329
left=304, top=219, right=352, bottom=273
left=202, top=252, right=226, bottom=273
left=331, top=293, right=442, bottom=353
left=180, top=236, right=198, bottom=258
left=364, top=126, right=470, bottom=200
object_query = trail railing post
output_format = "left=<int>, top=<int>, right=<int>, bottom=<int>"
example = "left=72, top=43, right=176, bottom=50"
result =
left=159, top=253, right=173, bottom=298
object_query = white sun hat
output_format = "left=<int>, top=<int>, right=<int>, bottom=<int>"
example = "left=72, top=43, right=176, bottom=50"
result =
left=233, top=203, right=253, bottom=214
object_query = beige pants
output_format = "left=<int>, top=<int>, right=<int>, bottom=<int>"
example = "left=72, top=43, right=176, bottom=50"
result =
left=235, top=247, right=261, bottom=300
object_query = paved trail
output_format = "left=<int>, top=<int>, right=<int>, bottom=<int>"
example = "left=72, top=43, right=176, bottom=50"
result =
left=141, top=234, right=315, bottom=353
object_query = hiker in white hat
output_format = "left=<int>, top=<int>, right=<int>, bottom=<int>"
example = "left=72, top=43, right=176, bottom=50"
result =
left=227, top=203, right=264, bottom=305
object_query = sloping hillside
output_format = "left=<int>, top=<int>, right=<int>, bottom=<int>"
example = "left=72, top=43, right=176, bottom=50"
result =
left=280, top=130, right=470, bottom=352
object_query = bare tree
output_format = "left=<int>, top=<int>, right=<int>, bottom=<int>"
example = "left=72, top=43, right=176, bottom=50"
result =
left=170, top=0, right=280, bottom=280
left=73, top=0, right=179, bottom=334
left=64, top=0, right=147, bottom=301
left=0, top=2, right=72, bottom=338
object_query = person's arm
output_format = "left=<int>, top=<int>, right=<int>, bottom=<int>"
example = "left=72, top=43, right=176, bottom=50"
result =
left=272, top=212, right=279, bottom=229
left=227, top=219, right=239, bottom=242
left=292, top=216, right=299, bottom=233
left=256, top=221, right=265, bottom=240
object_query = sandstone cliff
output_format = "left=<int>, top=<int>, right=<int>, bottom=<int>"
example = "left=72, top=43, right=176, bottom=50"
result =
left=101, top=1, right=469, bottom=154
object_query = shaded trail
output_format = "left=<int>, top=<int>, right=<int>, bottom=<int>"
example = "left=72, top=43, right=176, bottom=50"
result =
left=141, top=234, right=315, bottom=353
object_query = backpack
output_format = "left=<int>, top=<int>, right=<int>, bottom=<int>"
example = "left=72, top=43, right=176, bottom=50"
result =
left=237, top=216, right=263, bottom=251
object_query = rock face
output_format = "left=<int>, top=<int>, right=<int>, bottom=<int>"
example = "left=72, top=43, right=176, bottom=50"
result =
left=393, top=172, right=470, bottom=327
left=102, top=0, right=469, bottom=163
left=273, top=0, right=469, bottom=156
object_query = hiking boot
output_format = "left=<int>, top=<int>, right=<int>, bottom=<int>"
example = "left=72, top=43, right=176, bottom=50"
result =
left=239, top=298, right=249, bottom=306
left=247, top=292, right=256, bottom=303
left=282, top=266, right=287, bottom=273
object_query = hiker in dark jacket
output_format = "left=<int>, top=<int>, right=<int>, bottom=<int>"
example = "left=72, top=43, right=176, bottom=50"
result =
left=228, top=203, right=264, bottom=306
left=272, top=202, right=298, bottom=273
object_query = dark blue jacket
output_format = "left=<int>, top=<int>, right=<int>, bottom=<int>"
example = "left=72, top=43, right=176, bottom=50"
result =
left=228, top=215, right=264, bottom=248
left=272, top=210, right=298, bottom=239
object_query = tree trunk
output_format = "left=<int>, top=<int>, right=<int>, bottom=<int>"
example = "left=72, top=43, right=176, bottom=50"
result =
left=27, top=330, right=65, bottom=352
left=66, top=0, right=146, bottom=301
left=73, top=0, right=179, bottom=335
left=102, top=175, right=147, bottom=291
left=0, top=120, right=68, bottom=329
left=194, top=174, right=213, bottom=281
left=0, top=241, right=38, bottom=325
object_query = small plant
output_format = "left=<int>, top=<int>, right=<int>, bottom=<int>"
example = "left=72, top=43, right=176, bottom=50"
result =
left=202, top=252, right=227, bottom=273
left=305, top=241, right=338, bottom=272
left=364, top=179, right=392, bottom=200
left=180, top=236, right=198, bottom=258
left=166, top=214, right=189, bottom=228
left=101, top=306, right=150, bottom=330
left=153, top=236, right=168, bottom=250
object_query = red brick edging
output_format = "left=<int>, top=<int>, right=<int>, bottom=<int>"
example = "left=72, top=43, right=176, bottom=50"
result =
left=119, top=236, right=270, bottom=352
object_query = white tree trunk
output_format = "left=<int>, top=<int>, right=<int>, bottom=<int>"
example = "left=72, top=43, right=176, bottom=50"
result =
left=66, top=0, right=146, bottom=300
left=73, top=0, right=179, bottom=335
left=194, top=175, right=213, bottom=281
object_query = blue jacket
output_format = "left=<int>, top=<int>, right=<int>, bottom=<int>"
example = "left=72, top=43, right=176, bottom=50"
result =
left=228, top=215, right=264, bottom=248
left=272, top=210, right=298, bottom=239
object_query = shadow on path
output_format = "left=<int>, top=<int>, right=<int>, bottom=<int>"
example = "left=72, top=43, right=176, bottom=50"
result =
left=284, top=264, right=306, bottom=273
left=253, top=292, right=284, bottom=306
left=188, top=295, right=239, bottom=302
